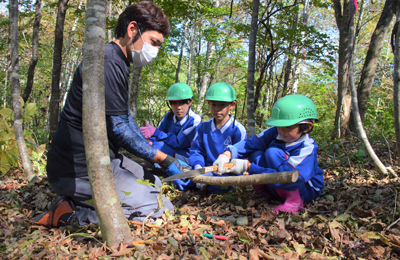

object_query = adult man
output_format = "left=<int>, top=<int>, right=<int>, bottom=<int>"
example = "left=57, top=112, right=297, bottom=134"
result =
left=35, top=1, right=186, bottom=227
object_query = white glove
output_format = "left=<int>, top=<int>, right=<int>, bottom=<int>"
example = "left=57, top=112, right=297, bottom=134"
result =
left=229, top=159, right=249, bottom=174
left=213, top=154, right=230, bottom=175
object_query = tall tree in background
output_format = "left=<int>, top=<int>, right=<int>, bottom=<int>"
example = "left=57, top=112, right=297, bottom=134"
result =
left=82, top=0, right=132, bottom=247
left=393, top=0, right=400, bottom=162
left=349, top=0, right=394, bottom=133
left=129, top=66, right=142, bottom=121
left=332, top=0, right=354, bottom=138
left=246, top=0, right=259, bottom=137
left=347, top=0, right=390, bottom=175
left=48, top=0, right=69, bottom=145
left=9, top=0, right=37, bottom=183
left=22, top=0, right=42, bottom=103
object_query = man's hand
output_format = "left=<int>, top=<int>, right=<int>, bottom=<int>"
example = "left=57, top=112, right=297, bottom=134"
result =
left=212, top=154, right=230, bottom=175
left=159, top=155, right=190, bottom=176
left=229, top=159, right=250, bottom=174
left=140, top=124, right=156, bottom=139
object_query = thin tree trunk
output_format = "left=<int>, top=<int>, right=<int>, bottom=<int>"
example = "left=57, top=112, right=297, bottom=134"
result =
left=348, top=0, right=390, bottom=175
left=332, top=0, right=353, bottom=138
left=187, top=25, right=196, bottom=86
left=196, top=40, right=214, bottom=114
left=393, top=0, right=400, bottom=164
left=129, top=66, right=142, bottom=121
left=48, top=0, right=69, bottom=146
left=9, top=0, right=37, bottom=183
left=175, top=19, right=189, bottom=83
left=82, top=0, right=132, bottom=247
left=349, top=0, right=394, bottom=132
left=22, top=0, right=42, bottom=103
left=246, top=0, right=259, bottom=137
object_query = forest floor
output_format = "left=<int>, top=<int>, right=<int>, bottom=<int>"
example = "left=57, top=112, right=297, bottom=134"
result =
left=1, top=139, right=400, bottom=259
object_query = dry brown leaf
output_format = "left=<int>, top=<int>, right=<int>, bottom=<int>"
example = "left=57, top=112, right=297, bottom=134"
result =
left=249, top=247, right=259, bottom=260
left=365, top=246, right=385, bottom=259
left=307, top=252, right=327, bottom=260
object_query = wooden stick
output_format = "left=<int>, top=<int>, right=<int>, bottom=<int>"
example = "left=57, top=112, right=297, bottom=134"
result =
left=191, top=170, right=299, bottom=186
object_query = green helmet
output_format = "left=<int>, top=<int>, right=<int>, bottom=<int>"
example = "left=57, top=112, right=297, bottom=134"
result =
left=204, top=82, right=236, bottom=102
left=266, top=94, right=318, bottom=127
left=167, top=83, right=193, bottom=100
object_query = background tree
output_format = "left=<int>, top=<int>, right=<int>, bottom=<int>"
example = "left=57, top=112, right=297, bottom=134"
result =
left=246, top=0, right=259, bottom=137
left=82, top=0, right=132, bottom=247
left=9, top=0, right=37, bottom=183
left=48, top=0, right=69, bottom=145
left=22, top=0, right=42, bottom=103
left=393, top=0, right=400, bottom=162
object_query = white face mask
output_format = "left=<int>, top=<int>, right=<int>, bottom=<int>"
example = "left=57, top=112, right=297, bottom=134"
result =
left=131, top=29, right=159, bottom=67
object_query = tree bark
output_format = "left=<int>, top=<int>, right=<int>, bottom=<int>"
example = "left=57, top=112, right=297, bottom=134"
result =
left=246, top=0, right=259, bottom=137
left=175, top=19, right=189, bottom=83
left=349, top=0, right=394, bottom=132
left=393, top=0, right=400, bottom=164
left=9, top=0, right=37, bottom=183
left=348, top=0, right=391, bottom=176
left=192, top=170, right=298, bottom=186
left=196, top=40, right=214, bottom=114
left=129, top=66, right=142, bottom=121
left=332, top=0, right=353, bottom=138
left=48, top=0, right=69, bottom=146
left=82, top=0, right=132, bottom=247
left=22, top=0, right=42, bottom=103
left=187, top=25, right=197, bottom=87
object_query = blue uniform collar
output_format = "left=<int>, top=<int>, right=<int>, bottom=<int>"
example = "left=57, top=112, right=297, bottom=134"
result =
left=276, top=133, right=310, bottom=147
left=173, top=107, right=192, bottom=125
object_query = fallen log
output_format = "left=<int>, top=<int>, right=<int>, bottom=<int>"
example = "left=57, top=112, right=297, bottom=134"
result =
left=191, top=170, right=299, bottom=186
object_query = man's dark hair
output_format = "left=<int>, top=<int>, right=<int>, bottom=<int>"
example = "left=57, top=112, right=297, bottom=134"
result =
left=114, top=1, right=170, bottom=40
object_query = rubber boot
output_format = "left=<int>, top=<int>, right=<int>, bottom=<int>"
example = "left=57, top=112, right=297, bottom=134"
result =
left=273, top=188, right=303, bottom=213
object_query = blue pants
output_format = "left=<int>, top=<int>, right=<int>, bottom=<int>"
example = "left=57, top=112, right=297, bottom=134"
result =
left=248, top=148, right=320, bottom=203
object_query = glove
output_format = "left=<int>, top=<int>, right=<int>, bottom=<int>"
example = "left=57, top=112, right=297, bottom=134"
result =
left=194, top=164, right=202, bottom=170
left=160, top=155, right=190, bottom=176
left=212, top=154, right=230, bottom=175
left=140, top=124, right=156, bottom=139
left=229, top=159, right=249, bottom=174
left=173, top=179, right=195, bottom=191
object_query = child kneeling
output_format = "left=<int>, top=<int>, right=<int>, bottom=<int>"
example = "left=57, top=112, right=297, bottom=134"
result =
left=213, top=94, right=324, bottom=213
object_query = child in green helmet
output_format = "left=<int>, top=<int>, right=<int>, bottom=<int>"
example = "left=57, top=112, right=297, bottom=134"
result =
left=213, top=94, right=324, bottom=213
left=140, top=83, right=202, bottom=181
left=189, top=82, right=247, bottom=193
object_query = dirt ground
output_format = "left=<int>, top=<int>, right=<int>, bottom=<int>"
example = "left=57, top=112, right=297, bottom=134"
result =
left=1, top=142, right=400, bottom=259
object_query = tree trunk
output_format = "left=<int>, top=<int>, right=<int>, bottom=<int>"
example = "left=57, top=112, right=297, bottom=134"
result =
left=9, top=0, right=38, bottom=183
left=175, top=19, right=189, bottom=83
left=82, top=0, right=132, bottom=248
left=22, top=0, right=42, bottom=103
left=348, top=1, right=389, bottom=175
left=187, top=25, right=196, bottom=87
left=107, top=0, right=113, bottom=42
left=332, top=0, right=353, bottom=138
left=246, top=0, right=259, bottom=137
left=196, top=40, right=214, bottom=114
left=349, top=0, right=394, bottom=132
left=48, top=0, right=69, bottom=146
left=129, top=66, right=142, bottom=121
left=393, top=0, right=400, bottom=164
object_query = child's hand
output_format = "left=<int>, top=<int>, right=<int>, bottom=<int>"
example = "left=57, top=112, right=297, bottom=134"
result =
left=140, top=124, right=156, bottom=138
left=229, top=159, right=249, bottom=174
left=213, top=154, right=230, bottom=174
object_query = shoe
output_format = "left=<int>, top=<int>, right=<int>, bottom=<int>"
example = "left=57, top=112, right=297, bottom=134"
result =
left=273, top=188, right=304, bottom=214
left=34, top=196, right=76, bottom=228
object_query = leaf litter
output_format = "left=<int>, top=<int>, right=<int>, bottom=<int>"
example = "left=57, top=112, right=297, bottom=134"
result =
left=0, top=141, right=399, bottom=259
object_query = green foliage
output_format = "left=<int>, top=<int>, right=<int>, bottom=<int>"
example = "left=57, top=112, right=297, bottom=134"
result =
left=0, top=98, right=46, bottom=175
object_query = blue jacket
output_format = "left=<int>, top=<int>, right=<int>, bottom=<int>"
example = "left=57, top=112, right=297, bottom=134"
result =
left=150, top=108, right=201, bottom=157
left=226, top=127, right=324, bottom=191
left=190, top=115, right=247, bottom=168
